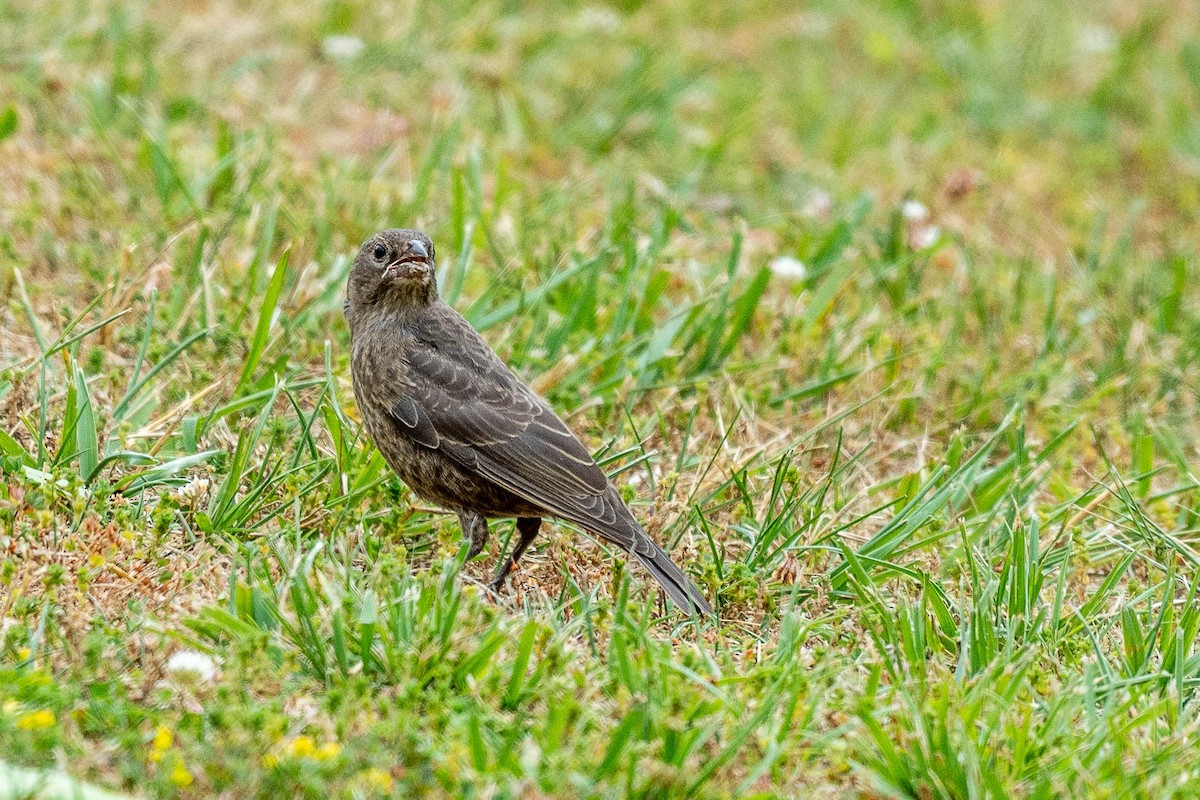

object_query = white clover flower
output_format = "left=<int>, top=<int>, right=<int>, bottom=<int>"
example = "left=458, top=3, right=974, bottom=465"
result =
left=1077, top=25, right=1116, bottom=55
left=174, top=476, right=210, bottom=507
left=165, top=650, right=219, bottom=681
left=769, top=255, right=808, bottom=280
left=910, top=225, right=940, bottom=249
left=322, top=35, right=365, bottom=60
left=901, top=199, right=929, bottom=221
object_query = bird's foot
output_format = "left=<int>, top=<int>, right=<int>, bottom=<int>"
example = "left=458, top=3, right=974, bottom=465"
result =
left=488, top=558, right=521, bottom=595
left=482, top=577, right=509, bottom=606
left=486, top=574, right=508, bottom=597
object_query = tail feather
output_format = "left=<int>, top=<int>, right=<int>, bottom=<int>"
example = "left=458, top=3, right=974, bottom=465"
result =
left=630, top=536, right=713, bottom=616
left=557, top=486, right=713, bottom=616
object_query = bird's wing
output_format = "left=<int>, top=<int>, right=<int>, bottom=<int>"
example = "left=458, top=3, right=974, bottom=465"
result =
left=388, top=306, right=615, bottom=524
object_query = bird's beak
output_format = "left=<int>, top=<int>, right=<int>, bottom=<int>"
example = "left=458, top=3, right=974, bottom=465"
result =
left=405, top=240, right=429, bottom=262
left=383, top=240, right=430, bottom=279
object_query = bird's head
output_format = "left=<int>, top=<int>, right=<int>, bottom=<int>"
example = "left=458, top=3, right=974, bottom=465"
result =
left=346, top=228, right=437, bottom=312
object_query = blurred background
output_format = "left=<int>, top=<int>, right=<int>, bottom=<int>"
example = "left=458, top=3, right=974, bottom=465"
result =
left=3, top=1, right=1200, bottom=797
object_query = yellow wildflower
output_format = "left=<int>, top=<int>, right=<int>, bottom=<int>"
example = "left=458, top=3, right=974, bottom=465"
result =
left=17, top=647, right=31, bottom=661
left=364, top=767, right=394, bottom=792
left=16, top=709, right=55, bottom=730
left=315, top=741, right=342, bottom=761
left=169, top=762, right=193, bottom=787
left=289, top=735, right=315, bottom=758
left=261, top=753, right=279, bottom=769
left=153, top=725, right=173, bottom=750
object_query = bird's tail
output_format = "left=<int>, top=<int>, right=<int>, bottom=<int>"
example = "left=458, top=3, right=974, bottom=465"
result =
left=629, top=534, right=713, bottom=616
left=564, top=486, right=713, bottom=616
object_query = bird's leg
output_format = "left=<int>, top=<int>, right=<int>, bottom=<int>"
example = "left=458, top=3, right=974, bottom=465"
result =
left=458, top=510, right=490, bottom=561
left=488, top=517, right=541, bottom=593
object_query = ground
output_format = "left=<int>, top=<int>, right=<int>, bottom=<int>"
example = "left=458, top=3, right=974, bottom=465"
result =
left=3, top=0, right=1200, bottom=797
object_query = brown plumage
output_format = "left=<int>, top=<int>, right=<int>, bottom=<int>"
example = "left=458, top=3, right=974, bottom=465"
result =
left=344, top=228, right=711, bottom=616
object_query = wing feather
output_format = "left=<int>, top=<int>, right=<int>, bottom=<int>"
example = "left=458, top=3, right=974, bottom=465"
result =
left=390, top=395, right=440, bottom=448
left=398, top=317, right=609, bottom=506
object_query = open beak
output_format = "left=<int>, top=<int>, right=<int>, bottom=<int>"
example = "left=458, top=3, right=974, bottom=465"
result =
left=383, top=240, right=429, bottom=279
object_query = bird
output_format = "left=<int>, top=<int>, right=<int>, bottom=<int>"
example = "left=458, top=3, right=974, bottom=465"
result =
left=344, top=228, right=712, bottom=616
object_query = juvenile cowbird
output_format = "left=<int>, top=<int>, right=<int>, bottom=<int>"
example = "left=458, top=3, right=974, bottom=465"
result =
left=345, top=229, right=711, bottom=616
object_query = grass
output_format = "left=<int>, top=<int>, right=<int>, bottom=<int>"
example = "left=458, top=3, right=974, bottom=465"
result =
left=2, top=0, right=1200, bottom=796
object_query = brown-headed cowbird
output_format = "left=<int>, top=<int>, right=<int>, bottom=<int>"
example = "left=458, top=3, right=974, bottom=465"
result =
left=345, top=229, right=711, bottom=616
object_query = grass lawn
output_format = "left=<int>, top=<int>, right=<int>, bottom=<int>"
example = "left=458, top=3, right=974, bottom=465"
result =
left=3, top=0, right=1200, bottom=797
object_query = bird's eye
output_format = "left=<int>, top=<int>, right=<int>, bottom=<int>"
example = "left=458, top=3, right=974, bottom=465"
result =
left=372, top=243, right=388, bottom=261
